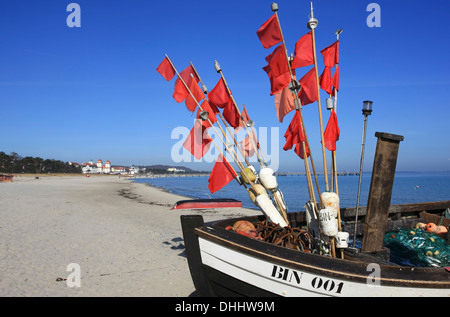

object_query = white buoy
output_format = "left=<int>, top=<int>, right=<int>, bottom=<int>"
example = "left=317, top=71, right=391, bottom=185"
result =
left=335, top=231, right=350, bottom=248
left=319, top=207, right=338, bottom=237
left=259, top=167, right=288, bottom=214
left=321, top=191, right=340, bottom=218
left=259, top=167, right=278, bottom=190
left=255, top=194, right=288, bottom=227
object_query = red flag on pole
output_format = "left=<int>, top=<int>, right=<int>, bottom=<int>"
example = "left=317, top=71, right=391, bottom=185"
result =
left=321, top=41, right=339, bottom=68
left=173, top=65, right=199, bottom=103
left=331, top=67, right=339, bottom=92
left=263, top=44, right=291, bottom=95
left=196, top=100, right=218, bottom=128
left=234, top=105, right=251, bottom=134
left=208, top=78, right=231, bottom=109
left=323, top=109, right=340, bottom=151
left=274, top=87, right=295, bottom=123
left=208, top=154, right=237, bottom=193
left=239, top=129, right=258, bottom=158
left=156, top=57, right=176, bottom=81
left=291, top=32, right=314, bottom=69
left=185, top=79, right=204, bottom=112
left=283, top=112, right=310, bottom=159
left=298, top=67, right=318, bottom=106
left=256, top=14, right=282, bottom=49
left=222, top=99, right=240, bottom=128
left=173, top=79, right=188, bottom=103
left=319, top=66, right=332, bottom=95
left=294, top=143, right=310, bottom=160
left=183, top=120, right=212, bottom=160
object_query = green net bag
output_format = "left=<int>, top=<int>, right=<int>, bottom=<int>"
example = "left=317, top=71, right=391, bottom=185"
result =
left=384, top=228, right=449, bottom=267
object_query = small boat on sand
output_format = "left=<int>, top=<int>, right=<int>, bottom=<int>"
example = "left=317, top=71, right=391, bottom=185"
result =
left=172, top=199, right=242, bottom=210
left=181, top=200, right=450, bottom=297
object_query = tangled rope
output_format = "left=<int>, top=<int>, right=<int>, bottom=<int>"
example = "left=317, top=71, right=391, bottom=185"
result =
left=255, top=220, right=316, bottom=252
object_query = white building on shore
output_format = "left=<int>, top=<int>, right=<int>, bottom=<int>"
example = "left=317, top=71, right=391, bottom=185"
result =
left=79, top=159, right=143, bottom=175
left=167, top=167, right=185, bottom=173
left=81, top=159, right=112, bottom=174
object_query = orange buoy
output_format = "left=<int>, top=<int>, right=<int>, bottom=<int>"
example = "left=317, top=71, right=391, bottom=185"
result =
left=425, top=223, right=448, bottom=236
left=435, top=225, right=448, bottom=235
left=425, top=223, right=437, bottom=233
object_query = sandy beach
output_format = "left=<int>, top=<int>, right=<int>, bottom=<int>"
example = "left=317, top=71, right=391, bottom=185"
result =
left=0, top=175, right=260, bottom=297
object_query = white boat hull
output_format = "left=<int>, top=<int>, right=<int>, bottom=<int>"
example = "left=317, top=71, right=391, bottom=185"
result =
left=199, top=237, right=450, bottom=297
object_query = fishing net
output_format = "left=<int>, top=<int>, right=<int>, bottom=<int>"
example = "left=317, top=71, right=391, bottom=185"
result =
left=384, top=228, right=450, bottom=267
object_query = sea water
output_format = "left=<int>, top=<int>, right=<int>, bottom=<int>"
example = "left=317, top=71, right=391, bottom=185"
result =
left=134, top=171, right=450, bottom=211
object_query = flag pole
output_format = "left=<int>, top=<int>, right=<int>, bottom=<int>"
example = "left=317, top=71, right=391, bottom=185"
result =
left=214, top=61, right=267, bottom=169
left=332, top=28, right=342, bottom=196
left=189, top=61, right=252, bottom=168
left=189, top=62, right=290, bottom=222
left=214, top=60, right=289, bottom=223
left=271, top=3, right=320, bottom=210
left=308, top=1, right=330, bottom=192
left=165, top=55, right=248, bottom=179
left=163, top=55, right=289, bottom=227
left=333, top=28, right=344, bottom=259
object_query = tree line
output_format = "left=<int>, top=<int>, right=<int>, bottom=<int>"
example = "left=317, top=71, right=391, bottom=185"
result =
left=0, top=152, right=81, bottom=174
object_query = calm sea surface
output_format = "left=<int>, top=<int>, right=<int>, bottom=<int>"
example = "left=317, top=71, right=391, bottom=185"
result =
left=134, top=172, right=450, bottom=211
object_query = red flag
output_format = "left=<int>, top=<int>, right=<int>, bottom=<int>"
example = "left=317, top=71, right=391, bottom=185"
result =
left=208, top=154, right=237, bottom=193
left=156, top=57, right=175, bottom=81
left=283, top=111, right=303, bottom=150
left=241, top=104, right=250, bottom=123
left=240, top=129, right=258, bottom=157
left=283, top=112, right=310, bottom=159
left=265, top=45, right=289, bottom=77
left=298, top=67, right=318, bottom=106
left=173, top=65, right=199, bottom=103
left=256, top=14, right=282, bottom=49
left=323, top=109, right=340, bottom=151
left=222, top=99, right=240, bottom=128
left=274, top=87, right=295, bottom=123
left=183, top=120, right=212, bottom=160
left=264, top=64, right=291, bottom=96
left=331, top=67, right=339, bottom=92
left=294, top=142, right=310, bottom=160
left=263, top=45, right=291, bottom=95
left=185, top=79, right=204, bottom=112
left=196, top=100, right=218, bottom=128
left=292, top=32, right=314, bottom=69
left=208, top=78, right=231, bottom=109
left=173, top=79, right=188, bottom=103
left=319, top=66, right=332, bottom=95
left=321, top=41, right=339, bottom=68
left=234, top=105, right=250, bottom=134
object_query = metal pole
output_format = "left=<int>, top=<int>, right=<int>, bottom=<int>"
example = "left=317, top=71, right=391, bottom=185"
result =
left=352, top=114, right=368, bottom=248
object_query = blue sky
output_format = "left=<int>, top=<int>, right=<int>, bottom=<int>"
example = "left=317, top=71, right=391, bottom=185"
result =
left=1, top=0, right=449, bottom=172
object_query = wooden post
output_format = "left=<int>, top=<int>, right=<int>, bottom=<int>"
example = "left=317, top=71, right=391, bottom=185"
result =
left=361, top=132, right=404, bottom=252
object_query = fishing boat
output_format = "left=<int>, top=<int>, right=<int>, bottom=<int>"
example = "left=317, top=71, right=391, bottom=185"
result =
left=179, top=130, right=450, bottom=297
left=181, top=200, right=450, bottom=297
left=157, top=2, right=450, bottom=297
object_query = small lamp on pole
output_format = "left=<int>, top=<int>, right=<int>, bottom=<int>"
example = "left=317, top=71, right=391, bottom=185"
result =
left=353, top=100, right=374, bottom=248
left=362, top=100, right=373, bottom=116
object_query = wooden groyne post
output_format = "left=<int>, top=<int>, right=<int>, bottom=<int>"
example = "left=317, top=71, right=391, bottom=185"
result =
left=362, top=132, right=404, bottom=252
